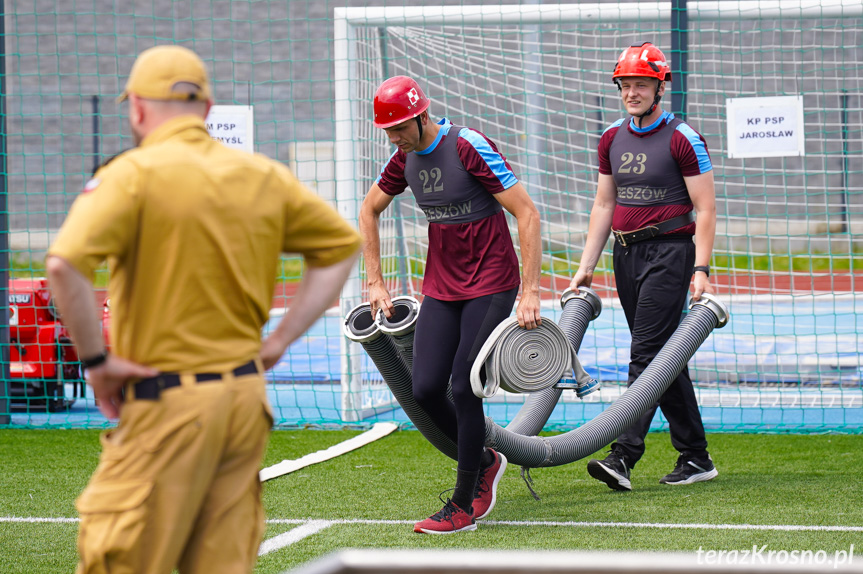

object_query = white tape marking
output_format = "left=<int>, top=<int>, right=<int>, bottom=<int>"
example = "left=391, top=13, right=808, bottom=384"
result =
left=259, top=422, right=398, bottom=482
left=258, top=520, right=332, bottom=556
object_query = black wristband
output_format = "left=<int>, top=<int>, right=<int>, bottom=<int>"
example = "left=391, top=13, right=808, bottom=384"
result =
left=80, top=350, right=109, bottom=369
left=693, top=265, right=710, bottom=277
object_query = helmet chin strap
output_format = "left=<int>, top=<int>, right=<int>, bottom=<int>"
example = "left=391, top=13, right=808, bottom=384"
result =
left=415, top=116, right=424, bottom=142
left=637, top=84, right=663, bottom=128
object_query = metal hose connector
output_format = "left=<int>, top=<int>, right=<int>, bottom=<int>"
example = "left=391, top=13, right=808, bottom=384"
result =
left=378, top=296, right=421, bottom=336
left=379, top=296, right=420, bottom=372
left=690, top=292, right=729, bottom=328
left=560, top=286, right=603, bottom=318
left=343, top=301, right=384, bottom=344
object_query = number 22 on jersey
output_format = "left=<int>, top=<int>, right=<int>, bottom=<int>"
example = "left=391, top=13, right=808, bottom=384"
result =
left=418, top=167, right=444, bottom=193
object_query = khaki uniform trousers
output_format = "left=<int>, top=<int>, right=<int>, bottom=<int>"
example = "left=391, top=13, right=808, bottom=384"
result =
left=76, top=366, right=273, bottom=574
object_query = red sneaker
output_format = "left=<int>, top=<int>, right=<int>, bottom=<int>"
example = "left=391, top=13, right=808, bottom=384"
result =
left=473, top=449, right=507, bottom=520
left=413, top=498, right=476, bottom=534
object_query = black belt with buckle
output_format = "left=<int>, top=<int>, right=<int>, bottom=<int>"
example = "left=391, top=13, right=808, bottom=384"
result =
left=612, top=211, right=696, bottom=248
left=133, top=360, right=259, bottom=400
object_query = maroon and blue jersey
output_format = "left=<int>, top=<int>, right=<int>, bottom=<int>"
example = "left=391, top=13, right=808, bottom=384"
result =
left=598, top=111, right=712, bottom=234
left=376, top=118, right=521, bottom=300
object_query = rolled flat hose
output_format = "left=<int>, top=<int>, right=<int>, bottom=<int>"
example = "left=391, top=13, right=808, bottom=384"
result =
left=469, top=314, right=593, bottom=399
left=343, top=301, right=458, bottom=460
left=504, top=287, right=601, bottom=437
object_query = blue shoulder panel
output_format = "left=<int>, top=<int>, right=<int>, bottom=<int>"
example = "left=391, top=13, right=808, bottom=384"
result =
left=602, top=118, right=625, bottom=135
left=458, top=127, right=518, bottom=189
left=374, top=148, right=400, bottom=184
left=675, top=123, right=713, bottom=174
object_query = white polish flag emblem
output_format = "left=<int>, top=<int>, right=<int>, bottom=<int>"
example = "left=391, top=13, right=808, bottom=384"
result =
left=407, top=88, right=419, bottom=106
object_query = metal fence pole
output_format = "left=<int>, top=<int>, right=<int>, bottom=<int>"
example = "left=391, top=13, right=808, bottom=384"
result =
left=0, top=0, right=11, bottom=424
left=91, top=95, right=101, bottom=174
left=377, top=29, right=411, bottom=297
left=840, top=91, right=850, bottom=233
left=671, top=0, right=688, bottom=120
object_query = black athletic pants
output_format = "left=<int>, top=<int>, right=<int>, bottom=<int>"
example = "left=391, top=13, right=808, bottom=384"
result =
left=411, top=287, right=519, bottom=472
left=611, top=235, right=709, bottom=467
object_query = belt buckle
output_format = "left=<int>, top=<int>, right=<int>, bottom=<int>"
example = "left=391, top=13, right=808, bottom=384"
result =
left=612, top=229, right=627, bottom=248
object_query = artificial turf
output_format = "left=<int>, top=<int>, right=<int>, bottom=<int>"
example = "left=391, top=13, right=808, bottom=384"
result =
left=0, top=429, right=860, bottom=573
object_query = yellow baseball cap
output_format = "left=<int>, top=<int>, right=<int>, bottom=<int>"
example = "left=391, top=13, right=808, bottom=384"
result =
left=117, top=45, right=211, bottom=103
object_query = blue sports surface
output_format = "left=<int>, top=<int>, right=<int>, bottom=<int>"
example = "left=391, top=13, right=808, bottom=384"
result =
left=10, top=295, right=863, bottom=432
left=261, top=295, right=863, bottom=432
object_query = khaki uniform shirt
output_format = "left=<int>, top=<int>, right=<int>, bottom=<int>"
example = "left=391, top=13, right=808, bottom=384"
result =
left=49, top=115, right=360, bottom=372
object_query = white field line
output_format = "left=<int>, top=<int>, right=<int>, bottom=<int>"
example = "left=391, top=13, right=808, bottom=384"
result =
left=0, top=517, right=79, bottom=523
left=7, top=515, right=863, bottom=556
left=267, top=518, right=863, bottom=533
left=260, top=519, right=863, bottom=551
left=5, top=516, right=863, bottom=533
left=258, top=520, right=332, bottom=556
left=486, top=520, right=863, bottom=532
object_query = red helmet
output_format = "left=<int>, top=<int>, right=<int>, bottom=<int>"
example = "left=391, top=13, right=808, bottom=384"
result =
left=612, top=42, right=671, bottom=85
left=373, top=76, right=430, bottom=129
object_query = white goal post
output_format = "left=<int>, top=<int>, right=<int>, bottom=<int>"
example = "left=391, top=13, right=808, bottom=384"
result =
left=333, top=0, right=863, bottom=422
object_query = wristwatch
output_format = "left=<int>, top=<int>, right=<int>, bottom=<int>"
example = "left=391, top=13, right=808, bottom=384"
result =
left=693, top=265, right=710, bottom=277
left=80, top=350, right=109, bottom=369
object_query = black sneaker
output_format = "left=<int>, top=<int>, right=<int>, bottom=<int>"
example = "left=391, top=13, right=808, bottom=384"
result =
left=659, top=455, right=718, bottom=485
left=587, top=451, right=632, bottom=491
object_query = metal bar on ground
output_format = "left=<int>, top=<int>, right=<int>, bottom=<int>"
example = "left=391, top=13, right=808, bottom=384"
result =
left=287, top=548, right=861, bottom=573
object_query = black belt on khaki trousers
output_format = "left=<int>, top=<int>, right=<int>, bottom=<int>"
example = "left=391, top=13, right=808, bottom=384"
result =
left=612, top=211, right=696, bottom=247
left=133, top=360, right=259, bottom=400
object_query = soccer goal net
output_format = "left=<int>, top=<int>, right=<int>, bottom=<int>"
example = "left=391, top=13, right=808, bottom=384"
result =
left=335, top=1, right=863, bottom=429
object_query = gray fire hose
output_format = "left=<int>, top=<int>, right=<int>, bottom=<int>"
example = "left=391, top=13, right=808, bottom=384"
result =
left=344, top=289, right=729, bottom=469
left=343, top=301, right=458, bottom=460
left=484, top=293, right=729, bottom=467
left=344, top=288, right=601, bottom=461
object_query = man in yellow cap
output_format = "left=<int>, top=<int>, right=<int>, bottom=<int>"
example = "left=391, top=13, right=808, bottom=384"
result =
left=47, top=44, right=361, bottom=573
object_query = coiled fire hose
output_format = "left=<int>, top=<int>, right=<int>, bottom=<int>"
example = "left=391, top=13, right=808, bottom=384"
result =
left=469, top=315, right=594, bottom=398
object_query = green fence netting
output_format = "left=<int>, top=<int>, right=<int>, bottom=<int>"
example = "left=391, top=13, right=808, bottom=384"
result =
left=2, top=1, right=862, bottom=432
